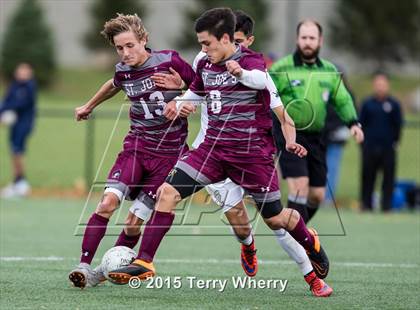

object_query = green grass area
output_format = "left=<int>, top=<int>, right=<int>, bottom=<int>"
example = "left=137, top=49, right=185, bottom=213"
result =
left=0, top=198, right=419, bottom=309
left=0, top=68, right=419, bottom=202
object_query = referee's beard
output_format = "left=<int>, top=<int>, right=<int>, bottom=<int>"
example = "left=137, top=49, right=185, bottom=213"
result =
left=296, top=45, right=320, bottom=63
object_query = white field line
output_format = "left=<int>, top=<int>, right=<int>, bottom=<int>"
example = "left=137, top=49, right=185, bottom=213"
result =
left=0, top=256, right=417, bottom=269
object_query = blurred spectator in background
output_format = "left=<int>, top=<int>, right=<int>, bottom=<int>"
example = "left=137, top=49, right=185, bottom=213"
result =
left=0, top=62, right=37, bottom=198
left=359, top=72, right=403, bottom=212
left=323, top=69, right=354, bottom=204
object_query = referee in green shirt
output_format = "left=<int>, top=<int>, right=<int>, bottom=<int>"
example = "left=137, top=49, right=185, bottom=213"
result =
left=269, top=20, right=364, bottom=223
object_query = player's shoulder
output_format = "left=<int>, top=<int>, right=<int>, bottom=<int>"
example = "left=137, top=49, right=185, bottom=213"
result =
left=115, top=62, right=131, bottom=72
left=194, top=51, right=207, bottom=63
left=153, top=49, right=179, bottom=56
left=239, top=46, right=264, bottom=62
left=151, top=49, right=182, bottom=62
left=193, top=51, right=208, bottom=72
left=238, top=46, right=266, bottom=70
left=195, top=53, right=210, bottom=70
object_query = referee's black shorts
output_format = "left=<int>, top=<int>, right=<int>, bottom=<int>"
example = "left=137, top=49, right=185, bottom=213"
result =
left=272, top=117, right=327, bottom=187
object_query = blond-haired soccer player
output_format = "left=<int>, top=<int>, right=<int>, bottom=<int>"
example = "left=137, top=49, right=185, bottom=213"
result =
left=68, top=13, right=195, bottom=288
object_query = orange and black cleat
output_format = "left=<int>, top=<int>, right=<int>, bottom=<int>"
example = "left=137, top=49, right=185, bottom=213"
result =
left=306, top=228, right=329, bottom=279
left=108, top=259, right=155, bottom=285
left=241, top=239, right=258, bottom=277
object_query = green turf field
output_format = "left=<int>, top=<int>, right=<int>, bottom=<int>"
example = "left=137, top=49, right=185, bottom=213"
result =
left=1, top=198, right=419, bottom=309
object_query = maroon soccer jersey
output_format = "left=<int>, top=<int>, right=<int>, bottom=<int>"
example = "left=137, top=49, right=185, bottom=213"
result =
left=189, top=46, right=273, bottom=156
left=113, top=49, right=195, bottom=157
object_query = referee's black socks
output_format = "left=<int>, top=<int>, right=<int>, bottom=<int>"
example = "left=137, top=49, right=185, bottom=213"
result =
left=287, top=195, right=309, bottom=223
left=287, top=195, right=320, bottom=224
left=306, top=201, right=319, bottom=223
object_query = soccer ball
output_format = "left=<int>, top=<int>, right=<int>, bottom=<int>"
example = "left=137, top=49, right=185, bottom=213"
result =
left=101, top=246, right=136, bottom=281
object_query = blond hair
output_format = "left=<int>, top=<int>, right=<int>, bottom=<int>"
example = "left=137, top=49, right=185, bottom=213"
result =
left=101, top=13, right=148, bottom=46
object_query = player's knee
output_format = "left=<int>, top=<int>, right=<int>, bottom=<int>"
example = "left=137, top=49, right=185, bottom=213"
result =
left=264, top=208, right=299, bottom=231
left=263, top=215, right=282, bottom=230
left=280, top=208, right=300, bottom=230
left=288, top=177, right=309, bottom=197
left=124, top=214, right=143, bottom=236
left=225, top=205, right=251, bottom=239
left=309, top=193, right=324, bottom=205
left=155, top=183, right=181, bottom=211
left=255, top=200, right=283, bottom=230
left=96, top=193, right=120, bottom=218
left=256, top=200, right=282, bottom=219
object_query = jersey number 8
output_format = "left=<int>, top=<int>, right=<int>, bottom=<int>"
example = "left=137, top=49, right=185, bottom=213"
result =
left=209, top=90, right=222, bottom=114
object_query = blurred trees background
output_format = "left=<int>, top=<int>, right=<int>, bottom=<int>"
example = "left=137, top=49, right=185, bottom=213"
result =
left=83, top=0, right=148, bottom=53
left=176, top=0, right=270, bottom=52
left=1, top=0, right=419, bottom=86
left=0, top=0, right=56, bottom=87
left=329, top=0, right=420, bottom=68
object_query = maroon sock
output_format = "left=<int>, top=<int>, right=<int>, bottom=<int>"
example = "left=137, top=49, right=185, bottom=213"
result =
left=288, top=216, right=314, bottom=251
left=137, top=211, right=174, bottom=262
left=80, top=213, right=109, bottom=264
left=114, top=230, right=141, bottom=249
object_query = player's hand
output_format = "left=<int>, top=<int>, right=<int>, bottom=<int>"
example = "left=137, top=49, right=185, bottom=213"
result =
left=151, top=67, right=184, bottom=89
left=178, top=102, right=196, bottom=118
left=350, top=124, right=364, bottom=144
left=163, top=101, right=178, bottom=120
left=226, top=60, right=243, bottom=77
left=286, top=143, right=307, bottom=158
left=75, top=105, right=92, bottom=121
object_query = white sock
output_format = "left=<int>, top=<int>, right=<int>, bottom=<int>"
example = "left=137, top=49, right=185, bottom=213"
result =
left=274, top=228, right=313, bottom=276
left=230, top=227, right=253, bottom=246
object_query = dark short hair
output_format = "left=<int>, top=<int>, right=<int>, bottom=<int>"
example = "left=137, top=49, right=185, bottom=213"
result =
left=296, top=19, right=323, bottom=36
left=195, top=8, right=236, bottom=41
left=373, top=70, right=390, bottom=79
left=234, top=10, right=254, bottom=36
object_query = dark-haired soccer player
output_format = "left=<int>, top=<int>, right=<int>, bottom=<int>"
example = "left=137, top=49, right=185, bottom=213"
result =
left=110, top=8, right=333, bottom=297
left=68, top=13, right=195, bottom=289
left=152, top=9, right=329, bottom=293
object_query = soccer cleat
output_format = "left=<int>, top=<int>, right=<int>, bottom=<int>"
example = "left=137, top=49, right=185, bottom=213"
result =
left=306, top=228, right=329, bottom=279
left=92, top=264, right=107, bottom=285
left=304, top=271, right=333, bottom=297
left=241, top=240, right=258, bottom=277
left=68, top=263, right=100, bottom=289
left=108, top=259, right=155, bottom=285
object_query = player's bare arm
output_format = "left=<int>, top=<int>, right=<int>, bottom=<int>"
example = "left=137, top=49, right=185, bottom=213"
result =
left=75, top=79, right=120, bottom=121
left=272, top=105, right=307, bottom=158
